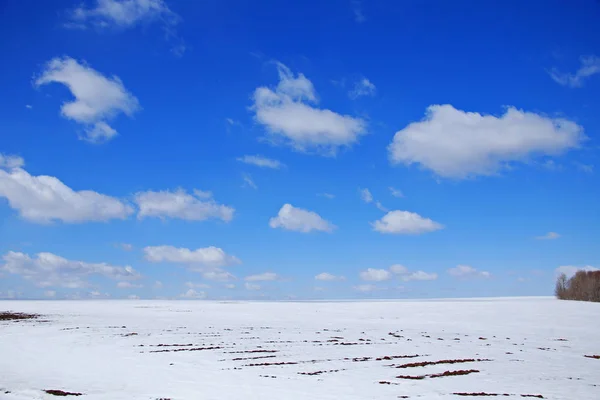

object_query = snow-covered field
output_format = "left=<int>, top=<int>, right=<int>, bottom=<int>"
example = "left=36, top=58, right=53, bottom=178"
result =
left=1, top=298, right=598, bottom=400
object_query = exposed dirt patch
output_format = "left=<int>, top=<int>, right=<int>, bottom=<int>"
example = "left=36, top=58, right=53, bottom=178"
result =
left=154, top=343, right=194, bottom=347
left=376, top=354, right=423, bottom=361
left=149, top=346, right=222, bottom=353
left=396, top=369, right=480, bottom=380
left=228, top=349, right=279, bottom=354
left=394, top=358, right=491, bottom=369
left=231, top=355, right=278, bottom=361
left=245, top=361, right=298, bottom=367
left=44, top=389, right=82, bottom=396
left=0, top=312, right=39, bottom=321
left=521, top=395, right=544, bottom=399
left=454, top=393, right=510, bottom=397
left=298, top=369, right=343, bottom=376
left=584, top=355, right=600, bottom=359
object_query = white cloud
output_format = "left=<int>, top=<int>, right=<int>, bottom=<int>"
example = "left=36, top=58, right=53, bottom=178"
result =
left=202, top=270, right=236, bottom=281
left=237, top=155, right=285, bottom=169
left=536, top=232, right=560, bottom=240
left=252, top=63, right=367, bottom=155
left=127, top=294, right=140, bottom=299
left=25, top=105, right=33, bottom=109
left=67, top=0, right=180, bottom=29
left=555, top=265, right=599, bottom=278
left=372, top=210, right=443, bottom=235
left=348, top=78, right=376, bottom=99
left=375, top=201, right=388, bottom=212
left=35, top=57, right=140, bottom=143
left=360, top=188, right=373, bottom=203
left=0, top=154, right=25, bottom=169
left=185, top=282, right=211, bottom=289
left=402, top=271, right=438, bottom=281
left=245, top=272, right=279, bottom=282
left=134, top=189, right=234, bottom=222
left=224, top=283, right=236, bottom=289
left=44, top=290, right=56, bottom=297
left=118, top=243, right=133, bottom=251
left=354, top=284, right=376, bottom=292
left=447, top=265, right=490, bottom=279
left=359, top=268, right=391, bottom=282
left=117, top=281, right=142, bottom=288
left=269, top=203, right=336, bottom=233
left=575, top=162, right=593, bottom=173
left=153, top=280, right=163, bottom=289
left=388, top=105, right=584, bottom=179
left=548, top=56, right=600, bottom=88
left=245, top=282, right=261, bottom=291
left=242, top=173, right=258, bottom=190
left=389, top=187, right=404, bottom=198
left=1, top=251, right=141, bottom=288
left=143, top=245, right=240, bottom=268
left=315, top=272, right=344, bottom=281
left=389, top=264, right=409, bottom=275
left=0, top=165, right=133, bottom=223
left=180, top=289, right=206, bottom=299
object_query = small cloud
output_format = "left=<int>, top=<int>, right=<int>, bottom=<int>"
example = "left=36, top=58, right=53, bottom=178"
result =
left=224, top=283, right=236, bottom=289
left=153, top=281, right=163, bottom=289
left=185, top=281, right=211, bottom=289
left=447, top=265, right=490, bottom=279
left=548, top=55, right=600, bottom=88
left=317, top=193, right=335, bottom=199
left=44, top=290, right=56, bottom=297
left=127, top=294, right=140, bottom=300
left=575, top=162, right=593, bottom=173
left=359, top=268, right=391, bottom=282
left=372, top=210, right=443, bottom=235
left=389, top=264, right=408, bottom=275
left=242, top=173, right=258, bottom=189
left=351, top=0, right=366, bottom=23
left=389, top=187, right=404, bottom=198
left=315, top=272, right=345, bottom=281
left=269, top=204, right=336, bottom=233
left=245, top=282, right=261, bottom=291
left=245, top=272, right=279, bottom=282
left=25, top=105, right=32, bottom=109
left=118, top=243, right=133, bottom=251
left=354, top=284, right=376, bottom=293
left=360, top=188, right=373, bottom=203
left=555, top=265, right=599, bottom=278
left=535, top=232, right=560, bottom=240
left=348, top=78, right=376, bottom=99
left=375, top=201, right=388, bottom=212
left=180, top=289, right=207, bottom=299
left=237, top=155, right=285, bottom=169
left=117, top=281, right=142, bottom=289
left=0, top=153, right=25, bottom=169
left=402, top=271, right=438, bottom=281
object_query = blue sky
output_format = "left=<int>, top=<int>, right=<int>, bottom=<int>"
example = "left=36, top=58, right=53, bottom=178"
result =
left=1, top=0, right=599, bottom=300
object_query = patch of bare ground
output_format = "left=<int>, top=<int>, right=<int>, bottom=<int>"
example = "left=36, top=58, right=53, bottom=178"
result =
left=231, top=355, right=277, bottom=361
left=154, top=343, right=194, bottom=347
left=245, top=361, right=299, bottom=367
left=394, top=358, right=491, bottom=369
left=584, top=355, right=600, bottom=359
left=298, top=369, right=343, bottom=376
left=376, top=354, right=424, bottom=361
left=396, top=369, right=480, bottom=380
left=44, top=389, right=82, bottom=396
left=149, top=346, right=222, bottom=353
left=454, top=393, right=509, bottom=397
left=228, top=349, right=279, bottom=354
left=0, top=312, right=39, bottom=321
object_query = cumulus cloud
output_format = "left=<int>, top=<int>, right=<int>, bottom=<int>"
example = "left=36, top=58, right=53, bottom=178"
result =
left=348, top=78, right=376, bottom=99
left=360, top=188, right=373, bottom=203
left=359, top=268, right=391, bottom=282
left=372, top=210, right=443, bottom=235
left=389, top=264, right=409, bottom=275
left=134, top=189, right=234, bottom=222
left=402, top=271, right=438, bottom=281
left=245, top=272, right=279, bottom=282
left=143, top=245, right=240, bottom=268
left=35, top=57, right=140, bottom=143
left=0, top=164, right=133, bottom=223
left=536, top=232, right=560, bottom=240
left=269, top=203, right=336, bottom=233
left=315, top=272, right=345, bottom=281
left=67, top=0, right=180, bottom=29
left=555, top=265, right=599, bottom=278
left=237, top=155, right=285, bottom=169
left=548, top=56, right=600, bottom=88
left=0, top=251, right=141, bottom=288
left=448, top=265, right=491, bottom=279
left=252, top=63, right=367, bottom=155
left=388, top=105, right=584, bottom=179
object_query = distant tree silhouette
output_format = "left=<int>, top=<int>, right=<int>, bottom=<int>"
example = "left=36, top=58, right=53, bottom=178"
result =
left=555, top=270, right=600, bottom=302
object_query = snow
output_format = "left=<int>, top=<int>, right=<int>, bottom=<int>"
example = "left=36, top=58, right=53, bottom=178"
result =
left=1, top=297, right=598, bottom=400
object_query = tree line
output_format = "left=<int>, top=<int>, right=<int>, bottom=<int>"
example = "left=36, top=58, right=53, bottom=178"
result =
left=555, top=270, right=600, bottom=302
